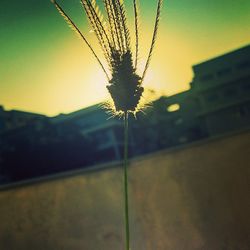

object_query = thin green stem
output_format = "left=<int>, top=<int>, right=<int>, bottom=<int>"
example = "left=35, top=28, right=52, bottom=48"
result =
left=123, top=112, right=130, bottom=250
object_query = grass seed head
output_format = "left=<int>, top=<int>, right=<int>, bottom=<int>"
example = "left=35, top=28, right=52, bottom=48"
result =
left=52, top=0, right=163, bottom=116
left=107, top=50, right=143, bottom=112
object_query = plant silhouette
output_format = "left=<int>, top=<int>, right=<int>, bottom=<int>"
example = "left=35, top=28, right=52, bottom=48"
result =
left=51, top=0, right=163, bottom=114
left=51, top=0, right=163, bottom=249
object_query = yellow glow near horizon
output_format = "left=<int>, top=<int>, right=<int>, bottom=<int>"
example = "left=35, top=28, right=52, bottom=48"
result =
left=36, top=38, right=110, bottom=115
left=2, top=27, right=249, bottom=117
left=1, top=1, right=250, bottom=116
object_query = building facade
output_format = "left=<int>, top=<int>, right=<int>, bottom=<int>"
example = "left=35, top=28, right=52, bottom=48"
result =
left=51, top=104, right=125, bottom=163
left=132, top=44, right=250, bottom=153
left=1, top=44, right=250, bottom=183
left=0, top=106, right=46, bottom=134
left=191, top=44, right=250, bottom=135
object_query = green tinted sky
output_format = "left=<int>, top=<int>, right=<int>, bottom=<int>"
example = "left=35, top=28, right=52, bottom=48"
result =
left=0, top=0, right=250, bottom=116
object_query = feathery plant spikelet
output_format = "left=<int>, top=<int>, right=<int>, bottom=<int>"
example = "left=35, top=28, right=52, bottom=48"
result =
left=51, top=0, right=163, bottom=114
left=51, top=1, right=163, bottom=249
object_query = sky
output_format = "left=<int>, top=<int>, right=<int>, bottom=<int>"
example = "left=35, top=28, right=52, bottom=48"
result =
left=0, top=0, right=250, bottom=116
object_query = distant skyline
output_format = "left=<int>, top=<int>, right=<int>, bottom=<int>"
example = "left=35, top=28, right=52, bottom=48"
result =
left=1, top=0, right=250, bottom=116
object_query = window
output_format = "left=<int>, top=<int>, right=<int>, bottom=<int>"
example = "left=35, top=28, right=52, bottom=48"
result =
left=236, top=61, right=250, bottom=70
left=167, top=104, right=180, bottom=112
left=204, top=93, right=218, bottom=102
left=200, top=74, right=213, bottom=82
left=217, top=68, right=231, bottom=77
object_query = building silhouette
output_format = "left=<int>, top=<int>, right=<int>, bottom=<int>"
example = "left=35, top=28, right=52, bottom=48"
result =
left=51, top=104, right=125, bottom=162
left=0, top=44, right=250, bottom=183
left=147, top=44, right=250, bottom=149
left=191, top=44, right=250, bottom=135
left=0, top=106, right=46, bottom=133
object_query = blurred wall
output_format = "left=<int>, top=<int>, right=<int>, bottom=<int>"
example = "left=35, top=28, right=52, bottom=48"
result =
left=0, top=131, right=249, bottom=250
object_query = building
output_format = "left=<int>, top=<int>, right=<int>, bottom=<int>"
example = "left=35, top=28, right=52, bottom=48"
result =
left=1, top=44, right=250, bottom=183
left=132, top=91, right=203, bottom=154
left=51, top=104, right=125, bottom=162
left=191, top=44, right=250, bottom=135
left=0, top=106, right=46, bottom=134
left=0, top=107, right=48, bottom=182
left=132, top=44, right=250, bottom=153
